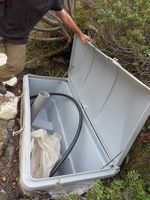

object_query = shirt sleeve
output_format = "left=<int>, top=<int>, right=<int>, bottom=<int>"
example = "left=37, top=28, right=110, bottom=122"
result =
left=51, top=0, right=64, bottom=11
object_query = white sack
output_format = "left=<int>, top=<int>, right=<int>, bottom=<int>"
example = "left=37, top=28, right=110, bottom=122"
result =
left=30, top=129, right=61, bottom=178
left=0, top=95, right=19, bottom=120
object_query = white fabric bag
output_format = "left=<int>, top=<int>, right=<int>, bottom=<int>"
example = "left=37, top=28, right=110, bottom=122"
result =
left=30, top=129, right=61, bottom=178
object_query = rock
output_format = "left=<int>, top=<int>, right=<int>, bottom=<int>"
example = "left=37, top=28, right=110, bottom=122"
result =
left=0, top=120, right=8, bottom=156
left=5, top=145, right=15, bottom=163
left=0, top=53, right=7, bottom=66
left=4, top=91, right=15, bottom=97
left=0, top=141, right=4, bottom=156
left=0, top=189, right=7, bottom=200
left=0, top=96, right=19, bottom=120
left=3, top=77, right=18, bottom=87
left=7, top=120, right=15, bottom=132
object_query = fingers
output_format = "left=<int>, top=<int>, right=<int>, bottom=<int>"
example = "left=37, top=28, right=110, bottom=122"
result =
left=81, top=34, right=92, bottom=44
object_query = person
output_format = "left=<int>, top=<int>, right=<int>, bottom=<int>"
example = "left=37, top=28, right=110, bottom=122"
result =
left=0, top=0, right=91, bottom=94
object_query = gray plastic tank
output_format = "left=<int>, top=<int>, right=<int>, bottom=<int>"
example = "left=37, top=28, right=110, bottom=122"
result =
left=19, top=35, right=150, bottom=197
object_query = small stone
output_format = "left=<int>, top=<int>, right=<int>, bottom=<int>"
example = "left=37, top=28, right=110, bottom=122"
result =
left=5, top=145, right=15, bottom=164
left=7, top=120, right=15, bottom=132
left=0, top=96, right=19, bottom=120
left=0, top=189, right=7, bottom=200
left=3, top=77, right=18, bottom=87
left=0, top=142, right=3, bottom=156
left=4, top=91, right=15, bottom=98
left=0, top=123, right=8, bottom=156
left=12, top=182, right=16, bottom=186
left=16, top=177, right=19, bottom=182
left=2, top=176, right=7, bottom=182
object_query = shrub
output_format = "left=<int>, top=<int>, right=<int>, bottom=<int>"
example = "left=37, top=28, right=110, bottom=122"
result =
left=75, top=0, right=150, bottom=86
left=94, top=0, right=149, bottom=54
left=84, top=170, right=150, bottom=200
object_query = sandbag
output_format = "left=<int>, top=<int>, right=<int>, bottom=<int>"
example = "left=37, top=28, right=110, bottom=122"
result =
left=30, top=129, right=61, bottom=178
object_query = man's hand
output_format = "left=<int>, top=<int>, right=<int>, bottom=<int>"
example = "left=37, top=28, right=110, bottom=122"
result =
left=78, top=33, right=91, bottom=44
left=56, top=9, right=91, bottom=44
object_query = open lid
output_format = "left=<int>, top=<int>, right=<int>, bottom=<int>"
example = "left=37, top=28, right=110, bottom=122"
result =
left=68, top=35, right=150, bottom=166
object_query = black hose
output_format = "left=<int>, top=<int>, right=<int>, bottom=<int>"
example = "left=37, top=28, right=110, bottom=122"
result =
left=30, top=93, right=83, bottom=177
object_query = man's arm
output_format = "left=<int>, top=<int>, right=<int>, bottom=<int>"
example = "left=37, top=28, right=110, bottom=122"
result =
left=56, top=9, right=91, bottom=43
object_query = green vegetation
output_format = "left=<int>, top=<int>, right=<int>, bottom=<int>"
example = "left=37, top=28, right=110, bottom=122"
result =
left=57, top=170, right=150, bottom=200
left=85, top=170, right=149, bottom=200
left=75, top=0, right=150, bottom=86
left=95, top=0, right=149, bottom=54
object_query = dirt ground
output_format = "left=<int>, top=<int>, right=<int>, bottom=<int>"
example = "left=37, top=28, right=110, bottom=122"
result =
left=0, top=42, right=149, bottom=200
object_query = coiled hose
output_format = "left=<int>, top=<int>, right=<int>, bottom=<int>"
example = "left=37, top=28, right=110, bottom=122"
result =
left=30, top=93, right=83, bottom=177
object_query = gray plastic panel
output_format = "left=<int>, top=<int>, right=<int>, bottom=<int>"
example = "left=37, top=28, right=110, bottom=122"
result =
left=69, top=36, right=150, bottom=165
